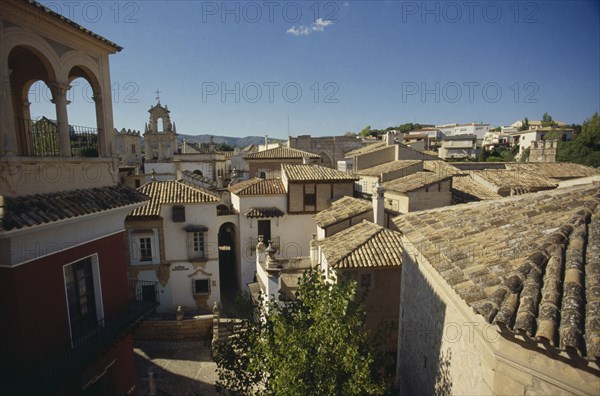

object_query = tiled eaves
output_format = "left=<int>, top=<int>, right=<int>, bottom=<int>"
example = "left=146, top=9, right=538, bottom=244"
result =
left=282, top=164, right=358, bottom=182
left=228, top=178, right=286, bottom=196
left=243, top=146, right=320, bottom=160
left=128, top=180, right=219, bottom=218
left=319, top=220, right=403, bottom=270
left=393, top=185, right=600, bottom=362
left=1, top=184, right=148, bottom=231
left=314, top=196, right=372, bottom=228
left=25, top=0, right=122, bottom=51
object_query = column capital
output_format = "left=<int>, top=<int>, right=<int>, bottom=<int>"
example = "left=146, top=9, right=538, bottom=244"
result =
left=49, top=81, right=71, bottom=101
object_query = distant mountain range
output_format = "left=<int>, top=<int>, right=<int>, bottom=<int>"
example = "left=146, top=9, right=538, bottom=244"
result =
left=176, top=134, right=286, bottom=148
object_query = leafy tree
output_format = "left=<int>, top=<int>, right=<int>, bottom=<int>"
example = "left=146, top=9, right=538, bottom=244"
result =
left=541, top=112, right=556, bottom=127
left=359, top=125, right=372, bottom=138
left=520, top=147, right=530, bottom=162
left=518, top=117, right=530, bottom=131
left=556, top=112, right=600, bottom=167
left=214, top=268, right=390, bottom=395
left=345, top=131, right=357, bottom=137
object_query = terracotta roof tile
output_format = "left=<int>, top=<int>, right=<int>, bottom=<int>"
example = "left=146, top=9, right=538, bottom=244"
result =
left=344, top=142, right=386, bottom=157
left=472, top=169, right=557, bottom=193
left=452, top=175, right=502, bottom=202
left=355, top=160, right=422, bottom=177
left=1, top=184, right=147, bottom=231
left=228, top=178, right=286, bottom=195
left=25, top=0, right=122, bottom=51
left=128, top=180, right=219, bottom=218
left=505, top=162, right=600, bottom=181
left=282, top=164, right=358, bottom=182
left=319, top=220, right=403, bottom=269
left=245, top=207, right=285, bottom=218
left=393, top=184, right=600, bottom=361
left=243, top=147, right=320, bottom=160
left=314, top=196, right=372, bottom=228
left=383, top=172, right=452, bottom=194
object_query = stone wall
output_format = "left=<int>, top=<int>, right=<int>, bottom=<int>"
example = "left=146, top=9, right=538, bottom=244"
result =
left=288, top=135, right=363, bottom=168
left=529, top=140, right=557, bottom=162
left=134, top=315, right=213, bottom=340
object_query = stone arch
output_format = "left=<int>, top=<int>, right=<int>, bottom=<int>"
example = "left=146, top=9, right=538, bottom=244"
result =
left=66, top=63, right=105, bottom=156
left=319, top=151, right=333, bottom=168
left=148, top=104, right=172, bottom=133
left=7, top=45, right=59, bottom=155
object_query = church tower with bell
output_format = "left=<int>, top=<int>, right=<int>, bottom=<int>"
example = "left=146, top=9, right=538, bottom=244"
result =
left=144, top=90, right=178, bottom=161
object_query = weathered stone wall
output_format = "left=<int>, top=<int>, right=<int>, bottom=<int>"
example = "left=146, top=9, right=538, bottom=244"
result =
left=134, top=315, right=213, bottom=340
left=407, top=180, right=453, bottom=212
left=355, top=146, right=396, bottom=171
left=529, top=140, right=557, bottom=162
left=288, top=135, right=363, bottom=168
left=396, top=237, right=600, bottom=395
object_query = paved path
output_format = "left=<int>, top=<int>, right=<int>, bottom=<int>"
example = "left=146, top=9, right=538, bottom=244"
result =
left=134, top=340, right=219, bottom=396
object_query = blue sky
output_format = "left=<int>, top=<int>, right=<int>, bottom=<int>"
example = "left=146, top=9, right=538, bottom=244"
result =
left=33, top=0, right=600, bottom=138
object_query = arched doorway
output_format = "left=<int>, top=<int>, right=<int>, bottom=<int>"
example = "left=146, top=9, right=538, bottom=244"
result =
left=218, top=222, right=238, bottom=313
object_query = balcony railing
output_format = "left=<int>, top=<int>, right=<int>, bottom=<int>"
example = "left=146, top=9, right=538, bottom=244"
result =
left=217, top=208, right=238, bottom=216
left=6, top=280, right=158, bottom=395
left=15, top=118, right=99, bottom=157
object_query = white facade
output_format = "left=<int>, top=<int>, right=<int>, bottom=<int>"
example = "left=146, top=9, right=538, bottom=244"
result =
left=436, top=123, right=489, bottom=139
left=128, top=201, right=221, bottom=313
left=231, top=193, right=316, bottom=290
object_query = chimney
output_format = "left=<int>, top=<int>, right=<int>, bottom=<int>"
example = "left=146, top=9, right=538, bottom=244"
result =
left=310, top=234, right=318, bottom=267
left=264, top=134, right=268, bottom=149
left=372, top=182, right=385, bottom=226
left=302, top=156, right=310, bottom=165
left=386, top=131, right=395, bottom=146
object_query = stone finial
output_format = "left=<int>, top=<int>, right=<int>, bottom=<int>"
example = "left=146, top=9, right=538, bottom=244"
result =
left=176, top=305, right=184, bottom=321
left=266, top=242, right=277, bottom=267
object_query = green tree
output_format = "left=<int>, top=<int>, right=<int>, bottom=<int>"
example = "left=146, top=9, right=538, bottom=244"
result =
left=359, top=125, right=372, bottom=138
left=215, top=268, right=390, bottom=395
left=344, top=131, right=357, bottom=137
left=556, top=112, right=600, bottom=167
left=541, top=112, right=556, bottom=127
left=518, top=117, right=529, bottom=131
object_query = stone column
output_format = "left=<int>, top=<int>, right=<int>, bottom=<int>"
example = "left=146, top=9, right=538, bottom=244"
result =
left=1, top=67, right=18, bottom=156
left=50, top=82, right=72, bottom=157
left=93, top=93, right=105, bottom=156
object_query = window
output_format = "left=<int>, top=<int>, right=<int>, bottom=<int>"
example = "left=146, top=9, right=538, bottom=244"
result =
left=131, top=144, right=136, bottom=154
left=139, top=237, right=153, bottom=261
left=260, top=171, right=266, bottom=179
left=172, top=205, right=185, bottom=222
left=64, top=256, right=102, bottom=339
left=185, top=225, right=208, bottom=260
left=258, top=220, right=271, bottom=244
left=193, top=279, right=211, bottom=295
left=189, top=232, right=205, bottom=260
left=304, top=193, right=316, bottom=206
left=135, top=179, right=141, bottom=188
left=130, top=230, right=158, bottom=264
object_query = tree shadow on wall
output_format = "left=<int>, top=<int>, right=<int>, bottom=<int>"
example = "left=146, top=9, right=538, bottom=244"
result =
left=435, top=348, right=453, bottom=396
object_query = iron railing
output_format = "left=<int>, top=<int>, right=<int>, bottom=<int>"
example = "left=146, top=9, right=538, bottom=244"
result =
left=5, top=280, right=158, bottom=395
left=15, top=118, right=99, bottom=157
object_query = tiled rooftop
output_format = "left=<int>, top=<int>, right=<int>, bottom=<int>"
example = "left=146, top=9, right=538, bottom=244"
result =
left=354, top=160, right=422, bottom=177
left=451, top=175, right=502, bottom=202
left=319, top=220, right=403, bottom=269
left=25, top=0, right=122, bottom=50
left=472, top=170, right=557, bottom=193
left=393, top=184, right=600, bottom=361
left=227, top=178, right=286, bottom=196
left=344, top=142, right=386, bottom=158
left=382, top=171, right=452, bottom=194
left=243, top=147, right=320, bottom=160
left=505, top=162, right=600, bottom=181
left=128, top=180, right=219, bottom=218
left=314, top=196, right=372, bottom=228
left=423, top=160, right=464, bottom=177
left=245, top=207, right=285, bottom=218
left=1, top=184, right=148, bottom=231
left=282, top=164, right=358, bottom=182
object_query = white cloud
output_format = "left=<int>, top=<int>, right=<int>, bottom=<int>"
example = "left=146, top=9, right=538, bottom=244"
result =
left=287, top=18, right=334, bottom=36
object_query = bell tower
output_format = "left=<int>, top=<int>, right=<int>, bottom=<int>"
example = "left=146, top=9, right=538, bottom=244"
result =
left=143, top=93, right=178, bottom=161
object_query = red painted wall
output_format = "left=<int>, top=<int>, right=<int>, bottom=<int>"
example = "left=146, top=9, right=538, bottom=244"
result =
left=0, top=231, right=129, bottom=368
